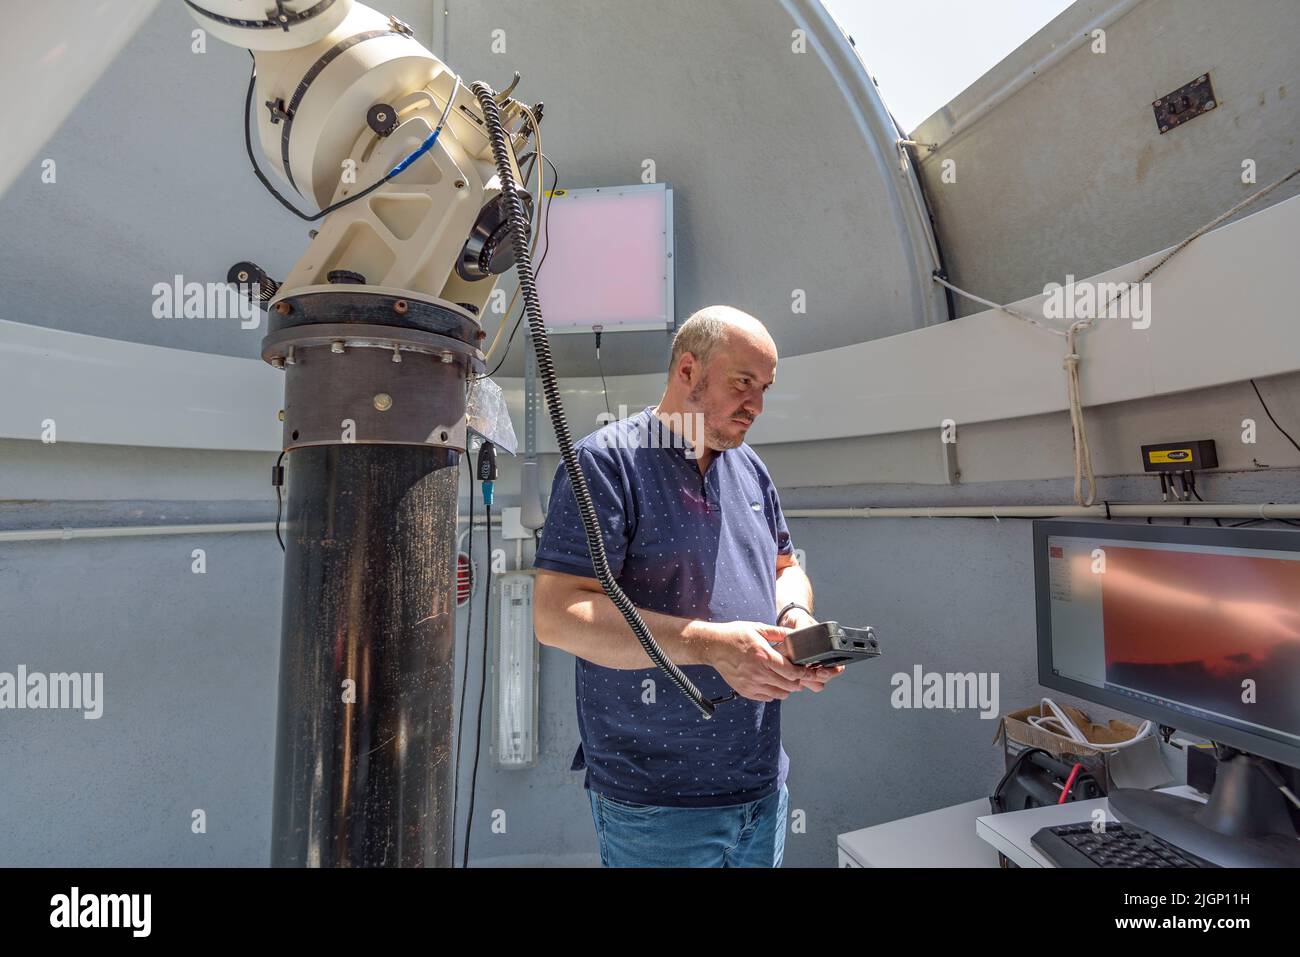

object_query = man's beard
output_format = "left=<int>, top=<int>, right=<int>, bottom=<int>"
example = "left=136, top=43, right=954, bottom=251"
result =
left=688, top=375, right=749, bottom=451
left=704, top=428, right=744, bottom=451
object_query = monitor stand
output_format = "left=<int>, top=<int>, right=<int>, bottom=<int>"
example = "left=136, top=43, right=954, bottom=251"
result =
left=1109, top=753, right=1300, bottom=867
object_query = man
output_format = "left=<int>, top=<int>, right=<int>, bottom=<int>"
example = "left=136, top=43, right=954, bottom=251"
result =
left=533, top=304, right=844, bottom=868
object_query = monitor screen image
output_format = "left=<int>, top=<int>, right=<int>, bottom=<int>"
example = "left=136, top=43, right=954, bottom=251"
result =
left=1036, top=522, right=1300, bottom=768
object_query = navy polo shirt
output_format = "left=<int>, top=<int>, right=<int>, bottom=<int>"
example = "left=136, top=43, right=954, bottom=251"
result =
left=534, top=407, right=794, bottom=808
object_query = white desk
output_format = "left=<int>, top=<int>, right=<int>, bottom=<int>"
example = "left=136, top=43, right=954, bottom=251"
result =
left=836, top=786, right=1204, bottom=867
left=976, top=785, right=1205, bottom=867
left=837, top=798, right=1002, bottom=867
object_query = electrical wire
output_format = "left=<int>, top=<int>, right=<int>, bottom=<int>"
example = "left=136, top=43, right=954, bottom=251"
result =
left=595, top=329, right=612, bottom=417
left=462, top=502, right=492, bottom=869
left=1029, top=698, right=1154, bottom=751
left=471, top=81, right=714, bottom=717
left=242, top=54, right=460, bottom=222
left=273, top=449, right=286, bottom=552
left=1251, top=379, right=1300, bottom=459
left=1058, top=762, right=1085, bottom=804
left=1185, top=470, right=1222, bottom=526
left=452, top=452, right=474, bottom=866
left=477, top=152, right=558, bottom=381
left=479, top=108, right=546, bottom=364
left=1256, top=760, right=1300, bottom=811
left=481, top=155, right=557, bottom=376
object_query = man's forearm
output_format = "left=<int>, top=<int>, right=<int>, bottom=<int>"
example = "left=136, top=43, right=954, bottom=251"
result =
left=774, top=562, right=813, bottom=622
left=536, top=577, right=717, bottom=670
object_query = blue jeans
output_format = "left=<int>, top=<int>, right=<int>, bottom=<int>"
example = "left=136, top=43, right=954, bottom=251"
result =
left=587, top=784, right=788, bottom=867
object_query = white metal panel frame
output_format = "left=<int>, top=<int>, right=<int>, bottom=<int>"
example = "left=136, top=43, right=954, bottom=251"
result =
left=534, top=182, right=675, bottom=335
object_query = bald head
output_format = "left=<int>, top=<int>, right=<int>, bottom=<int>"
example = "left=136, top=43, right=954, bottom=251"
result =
left=669, top=305, right=776, bottom=372
left=658, top=305, right=778, bottom=454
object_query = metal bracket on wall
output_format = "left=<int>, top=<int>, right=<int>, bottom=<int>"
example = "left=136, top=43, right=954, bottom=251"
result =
left=941, top=433, right=961, bottom=485
left=1154, top=74, right=1217, bottom=134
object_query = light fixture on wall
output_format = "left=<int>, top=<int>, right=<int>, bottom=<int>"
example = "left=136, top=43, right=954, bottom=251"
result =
left=493, top=573, right=539, bottom=769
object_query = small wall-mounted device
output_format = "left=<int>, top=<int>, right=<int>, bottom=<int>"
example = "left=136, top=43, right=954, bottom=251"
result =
left=1153, top=74, right=1217, bottom=134
left=1140, top=439, right=1218, bottom=472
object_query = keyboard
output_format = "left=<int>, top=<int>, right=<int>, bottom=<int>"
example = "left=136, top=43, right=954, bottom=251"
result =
left=1031, top=822, right=1218, bottom=868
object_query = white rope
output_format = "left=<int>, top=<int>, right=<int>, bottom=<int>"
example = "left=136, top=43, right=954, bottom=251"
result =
left=931, top=274, right=1064, bottom=337
left=933, top=165, right=1300, bottom=506
left=1064, top=322, right=1096, bottom=505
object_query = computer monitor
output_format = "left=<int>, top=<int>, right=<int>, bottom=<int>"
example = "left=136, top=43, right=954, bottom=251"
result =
left=1033, top=520, right=1300, bottom=866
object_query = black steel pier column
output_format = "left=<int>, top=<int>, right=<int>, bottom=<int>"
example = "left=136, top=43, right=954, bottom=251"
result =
left=262, top=291, right=482, bottom=867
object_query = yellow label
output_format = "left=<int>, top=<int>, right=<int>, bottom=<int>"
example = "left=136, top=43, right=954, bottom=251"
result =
left=1149, top=448, right=1193, bottom=463
left=544, top=188, right=568, bottom=197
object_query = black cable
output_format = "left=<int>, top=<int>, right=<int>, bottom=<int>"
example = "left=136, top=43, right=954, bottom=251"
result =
left=243, top=58, right=399, bottom=222
left=462, top=503, right=492, bottom=869
left=483, top=309, right=527, bottom=381
left=472, top=82, right=714, bottom=717
left=241, top=54, right=455, bottom=223
left=1186, top=470, right=1221, bottom=526
left=1251, top=379, right=1300, bottom=458
left=595, top=329, right=612, bottom=417
left=1229, top=516, right=1300, bottom=528
left=460, top=441, right=497, bottom=867
left=477, top=153, right=558, bottom=381
left=452, top=452, right=474, bottom=866
left=273, top=450, right=286, bottom=552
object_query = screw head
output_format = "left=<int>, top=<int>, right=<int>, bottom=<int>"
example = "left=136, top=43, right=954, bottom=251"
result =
left=454, top=180, right=466, bottom=189
left=271, top=357, right=285, bottom=369
left=393, top=299, right=409, bottom=315
left=331, top=340, right=345, bottom=354
left=275, top=302, right=292, bottom=315
left=373, top=393, right=393, bottom=411
left=236, top=270, right=250, bottom=282
left=277, top=409, right=285, bottom=421
left=440, top=353, right=454, bottom=363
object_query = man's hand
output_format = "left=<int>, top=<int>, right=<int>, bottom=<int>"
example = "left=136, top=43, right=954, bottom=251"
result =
left=774, top=609, right=847, bottom=692
left=703, top=620, right=806, bottom=703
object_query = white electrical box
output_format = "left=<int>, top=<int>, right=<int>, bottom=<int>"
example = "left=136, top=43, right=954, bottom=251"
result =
left=499, top=506, right=529, bottom=541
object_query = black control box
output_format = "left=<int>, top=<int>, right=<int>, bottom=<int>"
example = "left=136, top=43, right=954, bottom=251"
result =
left=1140, top=439, right=1217, bottom=472
left=782, top=621, right=880, bottom=667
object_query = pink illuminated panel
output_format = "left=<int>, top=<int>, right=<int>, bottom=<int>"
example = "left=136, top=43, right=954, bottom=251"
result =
left=534, top=185, right=674, bottom=333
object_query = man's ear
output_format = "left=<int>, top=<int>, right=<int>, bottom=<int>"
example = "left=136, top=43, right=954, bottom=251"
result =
left=676, top=352, right=700, bottom=388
